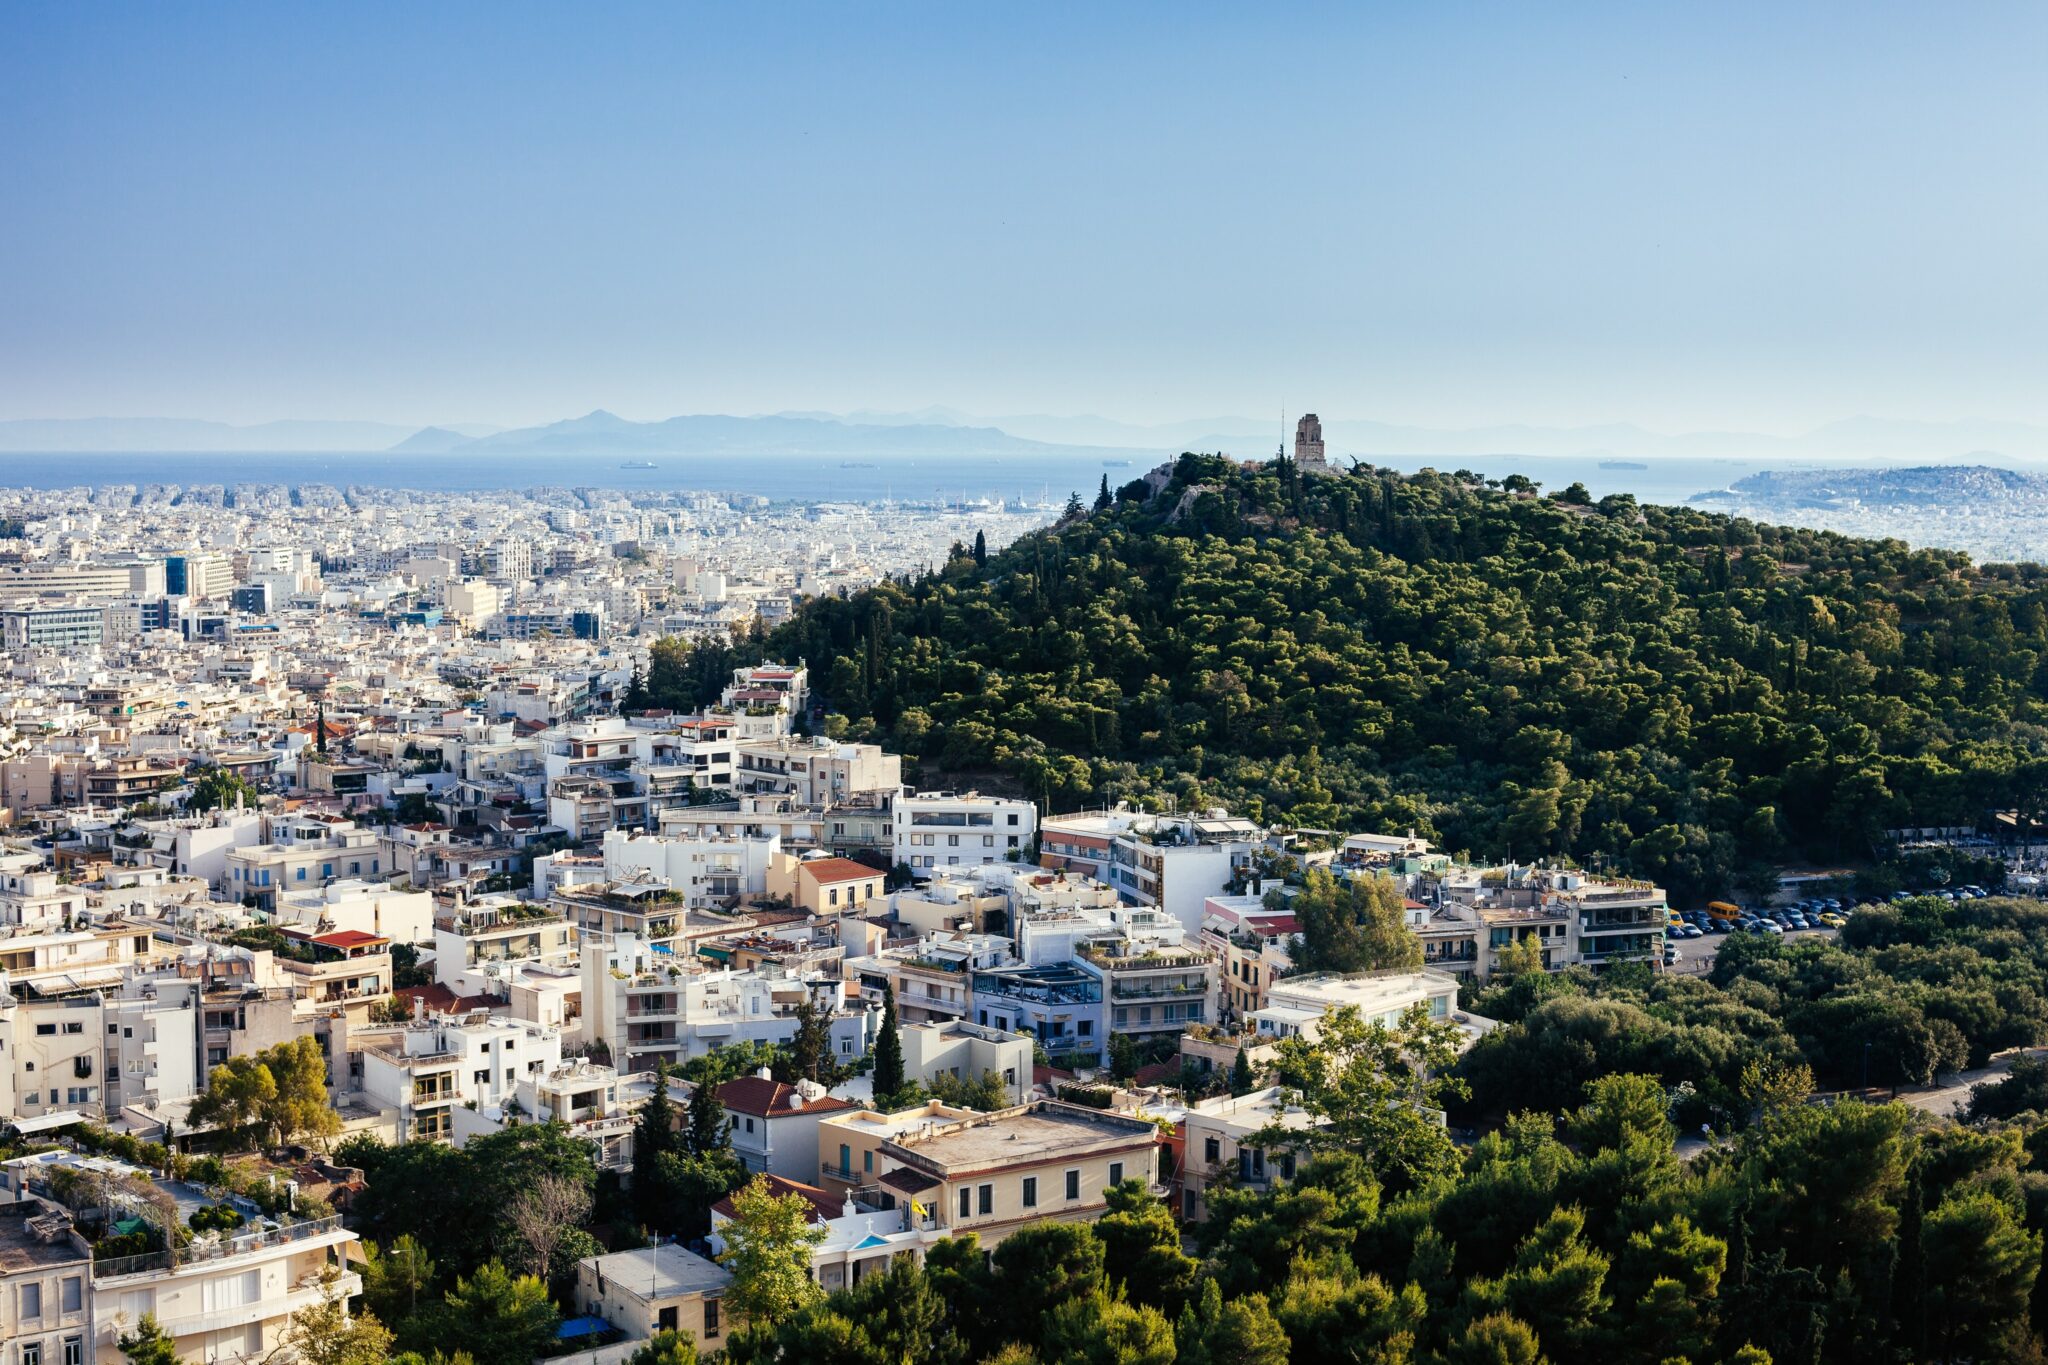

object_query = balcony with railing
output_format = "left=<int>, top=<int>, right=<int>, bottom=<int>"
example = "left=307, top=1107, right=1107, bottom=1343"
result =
left=92, top=1214, right=349, bottom=1281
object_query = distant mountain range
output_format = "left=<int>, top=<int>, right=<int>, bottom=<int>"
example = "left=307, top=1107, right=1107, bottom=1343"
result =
left=434, top=410, right=1121, bottom=459
left=8, top=408, right=2048, bottom=464
left=0, top=417, right=502, bottom=452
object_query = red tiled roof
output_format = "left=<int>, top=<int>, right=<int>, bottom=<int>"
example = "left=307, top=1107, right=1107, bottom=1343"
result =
left=312, top=930, right=389, bottom=949
left=878, top=1166, right=941, bottom=1195
left=711, top=1174, right=839, bottom=1223
left=716, top=1076, right=859, bottom=1118
left=800, top=857, right=882, bottom=885
left=1134, top=1060, right=1178, bottom=1088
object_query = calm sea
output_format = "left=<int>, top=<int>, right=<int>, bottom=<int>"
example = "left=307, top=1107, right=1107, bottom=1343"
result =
left=0, top=447, right=2007, bottom=507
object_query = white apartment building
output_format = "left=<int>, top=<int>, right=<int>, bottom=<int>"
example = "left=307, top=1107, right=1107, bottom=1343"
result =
left=580, top=935, right=871, bottom=1073
left=451, top=1057, right=655, bottom=1172
left=893, top=790, right=1036, bottom=874
left=271, top=879, right=434, bottom=945
left=1248, top=969, right=1473, bottom=1044
left=734, top=736, right=901, bottom=807
left=223, top=817, right=384, bottom=910
left=599, top=827, right=780, bottom=909
left=2, top=1150, right=362, bottom=1365
left=357, top=1012, right=564, bottom=1142
left=431, top=901, right=578, bottom=1000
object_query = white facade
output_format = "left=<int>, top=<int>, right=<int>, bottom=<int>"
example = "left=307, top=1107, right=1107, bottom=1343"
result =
left=893, top=790, right=1036, bottom=874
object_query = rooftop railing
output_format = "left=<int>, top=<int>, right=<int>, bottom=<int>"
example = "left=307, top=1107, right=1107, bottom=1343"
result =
left=94, top=1214, right=345, bottom=1280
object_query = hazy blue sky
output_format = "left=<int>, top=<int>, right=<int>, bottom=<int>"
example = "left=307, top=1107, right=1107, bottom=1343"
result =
left=3, top=3, right=2044, bottom=433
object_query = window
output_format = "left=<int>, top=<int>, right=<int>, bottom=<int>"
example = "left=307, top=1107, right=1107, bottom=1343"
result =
left=296, top=868, right=307, bottom=881
left=658, top=1306, right=678, bottom=1332
left=863, top=1149, right=873, bottom=1173
left=959, top=1187, right=972, bottom=1218
left=35, top=1023, right=55, bottom=1036
left=1108, top=1162, right=1124, bottom=1187
left=1203, top=1137, right=1220, bottom=1163
left=64, top=1341, right=84, bottom=1365
left=22, top=1281, right=42, bottom=1317
left=977, top=1184, right=993, bottom=1215
left=1022, top=1176, right=1037, bottom=1207
left=61, top=1278, right=81, bottom=1313
left=704, top=1299, right=721, bottom=1338
left=1078, top=1020, right=1093, bottom=1037
left=839, top=1144, right=852, bottom=1177
left=1065, top=1169, right=1080, bottom=1200
left=23, top=1344, right=41, bottom=1365
left=743, top=1117, right=755, bottom=1133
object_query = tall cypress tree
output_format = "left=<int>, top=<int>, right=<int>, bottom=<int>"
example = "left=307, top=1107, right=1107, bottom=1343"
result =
left=687, top=1077, right=728, bottom=1155
left=632, top=1067, right=676, bottom=1227
left=1230, top=1044, right=1254, bottom=1097
left=1095, top=474, right=1113, bottom=511
left=973, top=530, right=987, bottom=567
left=873, top=982, right=906, bottom=1106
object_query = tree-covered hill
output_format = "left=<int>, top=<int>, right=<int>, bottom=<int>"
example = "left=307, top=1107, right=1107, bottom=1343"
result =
left=653, top=454, right=2048, bottom=901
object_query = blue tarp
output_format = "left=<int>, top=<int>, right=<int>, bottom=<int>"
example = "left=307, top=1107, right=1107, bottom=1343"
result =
left=557, top=1316, right=612, bottom=1340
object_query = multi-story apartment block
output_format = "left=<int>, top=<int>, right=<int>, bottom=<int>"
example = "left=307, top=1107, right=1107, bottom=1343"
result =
left=1079, top=931, right=1214, bottom=1050
left=452, top=1057, right=655, bottom=1172
left=893, top=790, right=1035, bottom=874
left=271, top=929, right=392, bottom=1012
left=0, top=1198, right=93, bottom=1365
left=357, top=1011, right=563, bottom=1142
left=2, top=1150, right=362, bottom=1365
left=969, top=959, right=1103, bottom=1067
left=735, top=736, right=901, bottom=807
left=431, top=901, right=577, bottom=999
left=581, top=934, right=870, bottom=1072
left=223, top=816, right=383, bottom=909
left=602, top=827, right=780, bottom=909
left=1197, top=892, right=1298, bottom=1025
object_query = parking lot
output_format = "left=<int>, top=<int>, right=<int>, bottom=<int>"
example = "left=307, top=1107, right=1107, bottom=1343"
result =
left=1661, top=886, right=2002, bottom=974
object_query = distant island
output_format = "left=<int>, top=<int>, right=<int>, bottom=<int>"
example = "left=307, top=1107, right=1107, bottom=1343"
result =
left=1694, top=464, right=2048, bottom=564
left=1599, top=459, right=1648, bottom=470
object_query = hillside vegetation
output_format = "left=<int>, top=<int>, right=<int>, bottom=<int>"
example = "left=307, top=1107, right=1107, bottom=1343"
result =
left=657, top=454, right=2048, bottom=900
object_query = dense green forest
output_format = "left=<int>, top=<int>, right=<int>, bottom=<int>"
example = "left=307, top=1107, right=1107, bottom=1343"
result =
left=1455, top=894, right=2048, bottom=1123
left=714, top=1002, right=2048, bottom=1365
left=643, top=453, right=2048, bottom=901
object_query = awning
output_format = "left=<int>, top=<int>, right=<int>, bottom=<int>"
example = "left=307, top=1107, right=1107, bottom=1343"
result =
left=6, top=1110, right=91, bottom=1135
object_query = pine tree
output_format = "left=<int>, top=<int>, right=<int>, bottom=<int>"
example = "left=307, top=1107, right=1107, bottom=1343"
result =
left=1063, top=490, right=1084, bottom=519
left=973, top=530, right=987, bottom=567
left=632, top=1068, right=676, bottom=1225
left=1095, top=473, right=1113, bottom=511
left=1230, top=1044, right=1254, bottom=1097
left=872, top=982, right=907, bottom=1105
left=687, top=1078, right=728, bottom=1155
left=788, top=998, right=836, bottom=1084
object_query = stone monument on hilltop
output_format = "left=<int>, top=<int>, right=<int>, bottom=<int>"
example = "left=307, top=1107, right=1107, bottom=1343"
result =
left=1293, top=412, right=1330, bottom=472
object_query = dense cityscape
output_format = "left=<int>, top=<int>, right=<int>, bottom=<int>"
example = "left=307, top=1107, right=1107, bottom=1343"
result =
left=2, top=433, right=2046, bottom=1365
left=14, top=2, right=2048, bottom=1362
